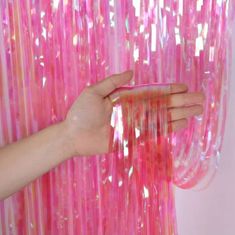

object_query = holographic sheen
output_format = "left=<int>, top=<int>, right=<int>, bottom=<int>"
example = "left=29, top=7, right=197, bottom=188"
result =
left=109, top=85, right=176, bottom=234
left=0, top=0, right=234, bottom=234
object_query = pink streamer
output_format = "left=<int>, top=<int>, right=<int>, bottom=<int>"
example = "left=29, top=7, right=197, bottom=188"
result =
left=0, top=0, right=234, bottom=234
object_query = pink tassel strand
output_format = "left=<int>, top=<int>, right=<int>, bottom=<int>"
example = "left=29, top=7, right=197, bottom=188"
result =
left=0, top=1, right=234, bottom=234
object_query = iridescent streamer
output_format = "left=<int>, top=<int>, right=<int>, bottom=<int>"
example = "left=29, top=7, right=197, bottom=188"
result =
left=0, top=0, right=234, bottom=234
left=109, top=85, right=176, bottom=234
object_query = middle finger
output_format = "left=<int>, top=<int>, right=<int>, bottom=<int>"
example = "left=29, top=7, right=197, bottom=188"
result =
left=167, top=92, right=205, bottom=108
left=167, top=105, right=203, bottom=122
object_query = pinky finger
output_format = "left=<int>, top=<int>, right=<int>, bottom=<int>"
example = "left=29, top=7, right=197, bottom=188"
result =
left=168, top=119, right=188, bottom=133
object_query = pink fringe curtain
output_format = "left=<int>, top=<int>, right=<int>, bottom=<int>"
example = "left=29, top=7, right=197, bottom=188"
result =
left=0, top=1, right=234, bottom=234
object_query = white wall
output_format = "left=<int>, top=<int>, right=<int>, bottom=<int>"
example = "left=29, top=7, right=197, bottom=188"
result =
left=175, top=27, right=235, bottom=235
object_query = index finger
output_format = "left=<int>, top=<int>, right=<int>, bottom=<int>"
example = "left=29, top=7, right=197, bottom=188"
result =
left=109, top=83, right=188, bottom=103
left=169, top=83, right=188, bottom=94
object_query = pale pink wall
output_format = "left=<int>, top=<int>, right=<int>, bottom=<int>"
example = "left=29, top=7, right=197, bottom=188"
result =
left=175, top=27, right=235, bottom=235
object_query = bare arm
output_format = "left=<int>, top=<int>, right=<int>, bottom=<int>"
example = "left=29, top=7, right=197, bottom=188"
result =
left=0, top=71, right=134, bottom=200
left=0, top=70, right=205, bottom=200
left=0, top=122, right=73, bottom=200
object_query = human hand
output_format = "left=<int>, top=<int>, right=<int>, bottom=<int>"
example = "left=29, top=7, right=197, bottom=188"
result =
left=64, top=71, right=133, bottom=157
left=63, top=70, right=205, bottom=157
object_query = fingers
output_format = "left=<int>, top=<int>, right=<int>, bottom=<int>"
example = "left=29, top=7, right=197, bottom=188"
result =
left=91, top=70, right=133, bottom=97
left=169, top=119, right=188, bottom=132
left=167, top=105, right=203, bottom=122
left=109, top=86, right=166, bottom=103
left=167, top=92, right=205, bottom=108
left=169, top=83, right=188, bottom=94
left=167, top=89, right=205, bottom=132
left=109, top=83, right=188, bottom=103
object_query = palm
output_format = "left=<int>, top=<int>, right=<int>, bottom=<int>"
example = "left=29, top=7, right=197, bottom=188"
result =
left=66, top=88, right=113, bottom=155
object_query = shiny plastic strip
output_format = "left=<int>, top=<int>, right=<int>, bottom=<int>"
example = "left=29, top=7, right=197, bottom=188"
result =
left=0, top=1, right=234, bottom=234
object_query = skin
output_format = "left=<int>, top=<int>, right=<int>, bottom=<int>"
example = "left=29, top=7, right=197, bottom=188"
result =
left=0, top=70, right=205, bottom=200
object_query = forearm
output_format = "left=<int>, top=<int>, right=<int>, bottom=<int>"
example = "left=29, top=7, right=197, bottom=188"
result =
left=0, top=121, right=73, bottom=200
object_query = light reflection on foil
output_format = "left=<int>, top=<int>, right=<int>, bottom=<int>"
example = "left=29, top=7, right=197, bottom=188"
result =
left=0, top=0, right=234, bottom=234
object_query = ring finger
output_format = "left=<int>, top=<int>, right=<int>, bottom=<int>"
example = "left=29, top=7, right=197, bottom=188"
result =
left=167, top=105, right=203, bottom=122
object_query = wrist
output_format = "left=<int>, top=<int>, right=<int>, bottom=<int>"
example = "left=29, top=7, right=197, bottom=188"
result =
left=57, top=120, right=78, bottom=159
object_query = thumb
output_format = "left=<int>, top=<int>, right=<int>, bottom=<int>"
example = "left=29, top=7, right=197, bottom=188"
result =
left=91, top=70, right=133, bottom=97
